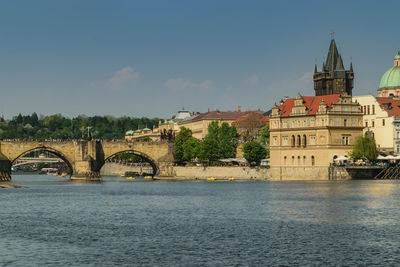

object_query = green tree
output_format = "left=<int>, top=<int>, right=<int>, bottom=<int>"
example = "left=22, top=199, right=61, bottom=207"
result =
left=349, top=134, right=378, bottom=161
left=182, top=137, right=200, bottom=162
left=259, top=124, right=270, bottom=145
left=199, top=121, right=239, bottom=164
left=174, top=127, right=194, bottom=163
left=242, top=141, right=267, bottom=166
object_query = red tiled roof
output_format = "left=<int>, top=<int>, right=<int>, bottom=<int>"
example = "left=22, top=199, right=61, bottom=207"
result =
left=231, top=111, right=268, bottom=127
left=190, top=110, right=248, bottom=122
left=376, top=97, right=400, bottom=117
left=278, top=94, right=340, bottom=117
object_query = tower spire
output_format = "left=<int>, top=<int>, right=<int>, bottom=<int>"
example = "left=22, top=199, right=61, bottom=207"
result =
left=314, top=35, right=354, bottom=96
left=350, top=57, right=353, bottom=72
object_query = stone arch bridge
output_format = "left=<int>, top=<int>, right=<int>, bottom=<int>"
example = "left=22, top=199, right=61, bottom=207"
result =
left=0, top=140, right=174, bottom=181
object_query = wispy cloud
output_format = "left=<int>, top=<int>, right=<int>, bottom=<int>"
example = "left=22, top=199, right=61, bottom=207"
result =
left=299, top=71, right=313, bottom=83
left=165, top=78, right=214, bottom=91
left=246, top=74, right=259, bottom=84
left=107, top=66, right=140, bottom=90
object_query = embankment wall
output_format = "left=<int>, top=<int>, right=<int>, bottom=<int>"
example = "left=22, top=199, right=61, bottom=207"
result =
left=170, top=166, right=271, bottom=180
left=100, top=163, right=152, bottom=176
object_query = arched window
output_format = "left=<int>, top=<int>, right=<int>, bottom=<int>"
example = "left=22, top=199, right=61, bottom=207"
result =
left=291, top=135, right=295, bottom=147
left=311, top=156, right=315, bottom=166
left=302, top=135, right=307, bottom=147
left=297, top=135, right=301, bottom=147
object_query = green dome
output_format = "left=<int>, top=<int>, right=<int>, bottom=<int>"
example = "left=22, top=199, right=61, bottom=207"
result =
left=379, top=67, right=400, bottom=89
left=125, top=130, right=134, bottom=135
left=142, top=128, right=151, bottom=131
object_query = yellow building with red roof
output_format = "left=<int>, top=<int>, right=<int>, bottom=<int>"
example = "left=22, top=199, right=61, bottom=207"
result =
left=269, top=93, right=363, bottom=180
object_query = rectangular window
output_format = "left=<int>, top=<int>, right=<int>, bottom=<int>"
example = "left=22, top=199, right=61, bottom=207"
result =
left=273, top=136, right=277, bottom=146
left=383, top=119, right=385, bottom=126
left=397, top=144, right=400, bottom=153
left=367, top=105, right=370, bottom=115
left=335, top=118, right=340, bottom=126
left=282, top=137, right=288, bottom=146
left=351, top=118, right=356, bottom=126
left=342, top=136, right=349, bottom=145
left=372, top=121, right=375, bottom=127
left=310, top=136, right=316, bottom=145
left=365, top=121, right=368, bottom=127
left=372, top=105, right=375, bottom=115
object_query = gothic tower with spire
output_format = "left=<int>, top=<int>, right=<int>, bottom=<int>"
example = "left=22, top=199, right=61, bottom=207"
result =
left=313, top=37, right=354, bottom=96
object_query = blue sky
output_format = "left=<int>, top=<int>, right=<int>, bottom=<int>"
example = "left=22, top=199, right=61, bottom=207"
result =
left=0, top=0, right=399, bottom=119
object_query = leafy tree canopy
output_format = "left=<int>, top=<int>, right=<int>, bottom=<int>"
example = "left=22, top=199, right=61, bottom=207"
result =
left=199, top=121, right=239, bottom=164
left=349, top=135, right=378, bottom=161
left=242, top=141, right=267, bottom=165
left=174, top=127, right=195, bottom=163
left=0, top=113, right=161, bottom=140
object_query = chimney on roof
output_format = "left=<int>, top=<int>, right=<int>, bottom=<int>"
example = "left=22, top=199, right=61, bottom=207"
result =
left=238, top=105, right=241, bottom=112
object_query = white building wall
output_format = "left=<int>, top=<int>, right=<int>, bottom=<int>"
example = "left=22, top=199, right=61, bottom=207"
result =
left=353, top=95, right=395, bottom=152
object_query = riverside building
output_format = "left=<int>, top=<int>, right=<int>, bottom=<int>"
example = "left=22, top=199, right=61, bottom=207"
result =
left=178, top=107, right=248, bottom=140
left=125, top=109, right=192, bottom=141
left=269, top=93, right=363, bottom=180
left=269, top=36, right=364, bottom=180
left=353, top=50, right=400, bottom=153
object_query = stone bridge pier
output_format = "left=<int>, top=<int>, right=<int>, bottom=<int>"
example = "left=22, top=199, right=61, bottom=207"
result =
left=0, top=140, right=175, bottom=182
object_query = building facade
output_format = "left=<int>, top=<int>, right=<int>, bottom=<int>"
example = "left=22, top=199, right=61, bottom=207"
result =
left=269, top=93, right=363, bottom=180
left=178, top=108, right=248, bottom=140
left=313, top=37, right=354, bottom=96
left=354, top=95, right=400, bottom=153
left=125, top=109, right=192, bottom=141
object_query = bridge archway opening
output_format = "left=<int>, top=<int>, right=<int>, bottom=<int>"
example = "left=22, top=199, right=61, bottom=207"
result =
left=11, top=147, right=73, bottom=175
left=102, top=150, right=158, bottom=177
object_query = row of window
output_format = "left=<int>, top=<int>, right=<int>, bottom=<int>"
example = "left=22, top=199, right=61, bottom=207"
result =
left=273, top=135, right=350, bottom=146
left=283, top=155, right=315, bottom=166
left=271, top=117, right=360, bottom=129
left=365, top=119, right=385, bottom=127
left=361, top=105, right=375, bottom=115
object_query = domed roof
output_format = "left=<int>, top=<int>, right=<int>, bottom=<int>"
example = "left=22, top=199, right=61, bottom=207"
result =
left=125, top=130, right=134, bottom=135
left=379, top=67, right=400, bottom=89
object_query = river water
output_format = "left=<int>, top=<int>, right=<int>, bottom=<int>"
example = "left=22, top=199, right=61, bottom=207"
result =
left=1, top=175, right=400, bottom=266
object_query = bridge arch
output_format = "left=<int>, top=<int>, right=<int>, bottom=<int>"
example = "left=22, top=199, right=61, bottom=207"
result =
left=102, top=149, right=159, bottom=176
left=11, top=146, right=74, bottom=173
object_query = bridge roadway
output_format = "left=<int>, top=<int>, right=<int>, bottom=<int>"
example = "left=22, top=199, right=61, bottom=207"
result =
left=0, top=140, right=174, bottom=181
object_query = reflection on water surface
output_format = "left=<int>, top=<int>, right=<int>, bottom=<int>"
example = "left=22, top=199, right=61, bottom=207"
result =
left=1, top=175, right=400, bottom=266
